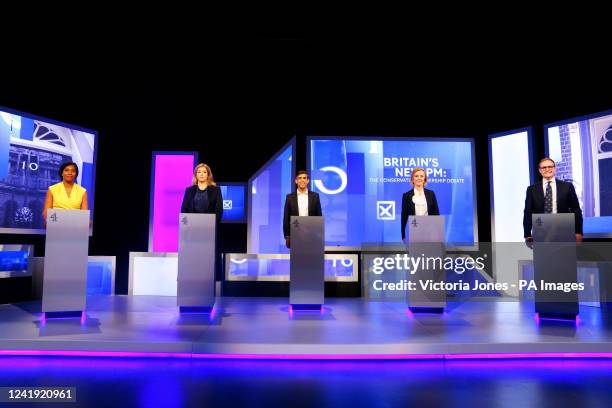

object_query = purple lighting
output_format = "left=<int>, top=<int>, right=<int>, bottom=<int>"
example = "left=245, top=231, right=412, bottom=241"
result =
left=151, top=153, right=196, bottom=252
left=209, top=305, right=217, bottom=321
left=0, top=350, right=611, bottom=360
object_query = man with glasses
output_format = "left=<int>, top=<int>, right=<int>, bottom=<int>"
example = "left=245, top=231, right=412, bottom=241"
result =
left=523, top=157, right=583, bottom=245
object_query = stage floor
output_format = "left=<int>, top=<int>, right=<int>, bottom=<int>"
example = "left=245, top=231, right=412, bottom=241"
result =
left=1, top=296, right=611, bottom=359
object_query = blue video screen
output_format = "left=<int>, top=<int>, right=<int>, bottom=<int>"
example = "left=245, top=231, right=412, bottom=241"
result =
left=218, top=183, right=246, bottom=223
left=248, top=140, right=294, bottom=254
left=309, top=138, right=477, bottom=247
left=0, top=108, right=97, bottom=234
left=546, top=111, right=612, bottom=237
left=0, top=250, right=28, bottom=271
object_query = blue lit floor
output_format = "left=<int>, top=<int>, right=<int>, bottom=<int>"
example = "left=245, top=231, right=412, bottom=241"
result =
left=0, top=356, right=611, bottom=408
left=0, top=296, right=611, bottom=358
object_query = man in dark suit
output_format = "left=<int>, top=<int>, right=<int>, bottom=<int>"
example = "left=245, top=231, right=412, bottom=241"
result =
left=283, top=170, right=323, bottom=248
left=523, top=157, right=583, bottom=245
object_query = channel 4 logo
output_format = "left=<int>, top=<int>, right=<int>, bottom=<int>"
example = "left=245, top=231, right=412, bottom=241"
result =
left=376, top=201, right=395, bottom=220
left=223, top=200, right=233, bottom=210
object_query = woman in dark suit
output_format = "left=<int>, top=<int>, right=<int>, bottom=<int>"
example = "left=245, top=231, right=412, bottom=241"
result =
left=180, top=163, right=223, bottom=223
left=181, top=163, right=223, bottom=280
left=401, top=167, right=440, bottom=242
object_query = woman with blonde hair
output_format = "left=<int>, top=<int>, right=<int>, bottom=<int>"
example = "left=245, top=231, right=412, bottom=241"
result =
left=180, top=163, right=223, bottom=223
left=400, top=167, right=440, bottom=242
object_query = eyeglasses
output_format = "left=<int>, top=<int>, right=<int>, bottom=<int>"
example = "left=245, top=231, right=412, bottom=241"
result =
left=539, top=165, right=555, bottom=170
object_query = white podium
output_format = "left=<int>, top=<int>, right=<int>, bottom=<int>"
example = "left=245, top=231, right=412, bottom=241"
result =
left=177, top=213, right=216, bottom=312
left=407, top=215, right=446, bottom=313
left=42, top=209, right=90, bottom=318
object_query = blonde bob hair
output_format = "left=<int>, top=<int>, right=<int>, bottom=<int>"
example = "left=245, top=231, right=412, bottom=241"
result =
left=410, top=167, right=428, bottom=186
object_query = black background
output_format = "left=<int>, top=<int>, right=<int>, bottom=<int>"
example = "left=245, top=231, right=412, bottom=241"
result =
left=2, top=31, right=611, bottom=301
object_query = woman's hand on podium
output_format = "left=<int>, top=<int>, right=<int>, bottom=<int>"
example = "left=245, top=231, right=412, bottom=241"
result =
left=525, top=236, right=533, bottom=249
left=285, top=237, right=291, bottom=249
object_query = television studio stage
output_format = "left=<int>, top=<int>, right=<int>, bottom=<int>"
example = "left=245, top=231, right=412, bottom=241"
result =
left=1, top=294, right=612, bottom=360
left=1, top=106, right=612, bottom=361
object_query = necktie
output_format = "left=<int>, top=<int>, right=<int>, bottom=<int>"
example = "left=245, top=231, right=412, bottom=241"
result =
left=544, top=181, right=552, bottom=213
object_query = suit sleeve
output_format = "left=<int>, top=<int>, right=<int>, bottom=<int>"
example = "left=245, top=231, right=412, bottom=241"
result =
left=283, top=194, right=291, bottom=238
left=315, top=193, right=322, bottom=216
left=430, top=191, right=440, bottom=216
left=568, top=183, right=583, bottom=235
left=180, top=187, right=190, bottom=214
left=401, top=193, right=408, bottom=240
left=523, top=186, right=533, bottom=238
left=215, top=187, right=223, bottom=224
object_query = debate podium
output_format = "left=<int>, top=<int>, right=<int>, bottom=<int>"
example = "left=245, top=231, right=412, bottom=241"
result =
left=42, top=209, right=90, bottom=319
left=289, top=216, right=324, bottom=310
left=177, top=213, right=216, bottom=313
left=407, top=215, right=446, bottom=313
left=532, top=213, right=579, bottom=320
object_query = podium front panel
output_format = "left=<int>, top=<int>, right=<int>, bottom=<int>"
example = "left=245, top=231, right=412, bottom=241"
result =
left=177, top=213, right=216, bottom=307
left=42, top=209, right=90, bottom=313
left=407, top=215, right=446, bottom=309
left=290, top=216, right=324, bottom=306
left=532, top=213, right=578, bottom=316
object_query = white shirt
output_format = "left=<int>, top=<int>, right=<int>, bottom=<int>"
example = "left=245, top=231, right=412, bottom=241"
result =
left=412, top=190, right=428, bottom=216
left=297, top=190, right=309, bottom=216
left=542, top=178, right=557, bottom=214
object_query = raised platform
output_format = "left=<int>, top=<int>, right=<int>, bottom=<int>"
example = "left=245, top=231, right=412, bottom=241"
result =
left=0, top=295, right=611, bottom=360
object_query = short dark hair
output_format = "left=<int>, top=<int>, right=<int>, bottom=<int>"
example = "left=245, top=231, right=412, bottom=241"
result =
left=295, top=170, right=309, bottom=178
left=58, top=162, right=79, bottom=180
left=538, top=157, right=556, bottom=168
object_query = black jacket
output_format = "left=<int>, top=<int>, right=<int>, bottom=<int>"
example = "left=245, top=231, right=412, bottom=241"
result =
left=523, top=179, right=583, bottom=237
left=283, top=191, right=323, bottom=237
left=180, top=185, right=223, bottom=224
left=401, top=188, right=440, bottom=240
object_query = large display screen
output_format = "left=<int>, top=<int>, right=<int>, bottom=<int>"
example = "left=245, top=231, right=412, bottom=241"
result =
left=248, top=138, right=295, bottom=253
left=489, top=129, right=533, bottom=242
left=0, top=107, right=97, bottom=234
left=308, top=137, right=477, bottom=248
left=545, top=111, right=612, bottom=237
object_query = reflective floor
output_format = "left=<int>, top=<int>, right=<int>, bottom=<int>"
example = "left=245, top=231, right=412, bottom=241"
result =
left=0, top=295, right=611, bottom=357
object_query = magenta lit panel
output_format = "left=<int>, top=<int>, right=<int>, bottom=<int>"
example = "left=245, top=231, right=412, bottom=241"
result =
left=150, top=153, right=196, bottom=252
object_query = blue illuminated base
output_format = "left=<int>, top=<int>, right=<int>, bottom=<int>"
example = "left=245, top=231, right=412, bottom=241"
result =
left=409, top=307, right=444, bottom=314
left=290, top=304, right=322, bottom=311
left=536, top=301, right=578, bottom=321
left=537, top=312, right=577, bottom=322
left=179, top=306, right=213, bottom=314
left=44, top=311, right=83, bottom=319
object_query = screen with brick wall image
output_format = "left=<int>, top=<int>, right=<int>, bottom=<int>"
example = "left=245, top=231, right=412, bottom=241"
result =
left=546, top=112, right=612, bottom=236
